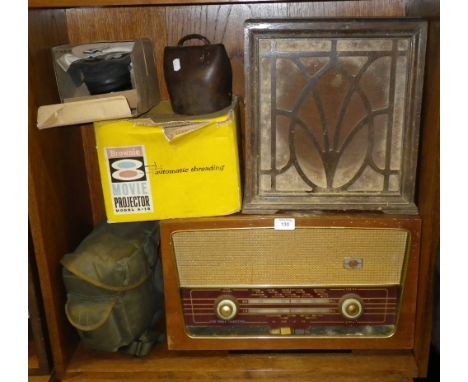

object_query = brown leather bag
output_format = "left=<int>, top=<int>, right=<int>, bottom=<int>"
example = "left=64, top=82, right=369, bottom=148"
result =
left=164, top=34, right=232, bottom=115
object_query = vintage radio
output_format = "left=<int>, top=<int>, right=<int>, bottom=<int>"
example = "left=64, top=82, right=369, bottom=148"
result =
left=160, top=214, right=420, bottom=350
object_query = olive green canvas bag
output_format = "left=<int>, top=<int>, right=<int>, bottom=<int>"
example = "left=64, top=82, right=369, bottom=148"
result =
left=61, top=221, right=164, bottom=356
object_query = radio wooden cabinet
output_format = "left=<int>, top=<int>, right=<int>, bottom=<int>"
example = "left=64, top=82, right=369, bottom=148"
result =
left=28, top=1, right=439, bottom=381
left=161, top=215, right=423, bottom=351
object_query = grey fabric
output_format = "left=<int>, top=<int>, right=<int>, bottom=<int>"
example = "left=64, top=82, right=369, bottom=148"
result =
left=61, top=221, right=163, bottom=355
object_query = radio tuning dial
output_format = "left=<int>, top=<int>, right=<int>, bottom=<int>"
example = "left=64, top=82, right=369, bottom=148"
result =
left=340, top=296, right=364, bottom=320
left=215, top=298, right=238, bottom=321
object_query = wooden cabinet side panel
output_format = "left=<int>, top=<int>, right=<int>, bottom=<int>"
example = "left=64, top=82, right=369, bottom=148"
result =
left=29, top=229, right=52, bottom=375
left=413, top=20, right=440, bottom=377
left=28, top=9, right=95, bottom=378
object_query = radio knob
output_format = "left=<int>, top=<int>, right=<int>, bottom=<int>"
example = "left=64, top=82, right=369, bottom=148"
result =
left=340, top=297, right=363, bottom=320
left=215, top=298, right=238, bottom=321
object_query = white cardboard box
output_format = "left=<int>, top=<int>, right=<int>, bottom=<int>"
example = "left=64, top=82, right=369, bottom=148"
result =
left=37, top=39, right=160, bottom=129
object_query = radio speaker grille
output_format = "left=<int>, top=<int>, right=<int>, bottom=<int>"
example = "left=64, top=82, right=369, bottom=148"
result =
left=172, top=228, right=409, bottom=287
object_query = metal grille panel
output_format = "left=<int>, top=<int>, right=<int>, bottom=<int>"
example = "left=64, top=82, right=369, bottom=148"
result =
left=244, top=20, right=427, bottom=213
left=172, top=228, right=409, bottom=287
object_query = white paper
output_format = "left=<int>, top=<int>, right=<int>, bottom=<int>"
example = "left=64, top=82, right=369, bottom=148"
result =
left=173, top=58, right=181, bottom=72
left=274, top=218, right=295, bottom=231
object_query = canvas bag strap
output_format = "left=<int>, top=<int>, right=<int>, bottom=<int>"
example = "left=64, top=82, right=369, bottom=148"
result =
left=119, top=328, right=164, bottom=357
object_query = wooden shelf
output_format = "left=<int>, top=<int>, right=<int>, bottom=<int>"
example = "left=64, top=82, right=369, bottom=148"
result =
left=28, top=0, right=307, bottom=9
left=64, top=342, right=418, bottom=382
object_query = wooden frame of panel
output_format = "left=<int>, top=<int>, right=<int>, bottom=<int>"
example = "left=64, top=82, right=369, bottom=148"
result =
left=243, top=19, right=427, bottom=214
left=29, top=231, right=52, bottom=376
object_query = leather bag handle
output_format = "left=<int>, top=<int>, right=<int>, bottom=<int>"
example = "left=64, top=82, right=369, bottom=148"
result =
left=177, top=34, right=211, bottom=46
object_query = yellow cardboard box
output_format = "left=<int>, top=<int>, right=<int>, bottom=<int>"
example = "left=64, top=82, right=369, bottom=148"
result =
left=94, top=100, right=241, bottom=222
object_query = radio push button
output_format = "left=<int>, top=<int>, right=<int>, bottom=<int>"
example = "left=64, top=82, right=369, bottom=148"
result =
left=340, top=296, right=364, bottom=320
left=215, top=297, right=238, bottom=321
left=270, top=327, right=292, bottom=335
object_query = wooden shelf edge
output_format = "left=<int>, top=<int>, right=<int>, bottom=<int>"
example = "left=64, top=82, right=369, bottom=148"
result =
left=29, top=0, right=318, bottom=9
left=64, top=342, right=418, bottom=381
left=28, top=375, right=54, bottom=382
